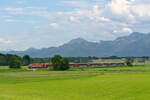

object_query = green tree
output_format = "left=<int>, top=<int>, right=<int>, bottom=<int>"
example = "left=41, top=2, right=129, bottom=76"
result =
left=9, top=56, right=21, bottom=69
left=0, top=54, right=7, bottom=65
left=22, top=55, right=31, bottom=65
left=60, top=57, right=69, bottom=70
left=125, top=58, right=134, bottom=66
left=51, top=55, right=70, bottom=70
left=51, top=55, right=62, bottom=70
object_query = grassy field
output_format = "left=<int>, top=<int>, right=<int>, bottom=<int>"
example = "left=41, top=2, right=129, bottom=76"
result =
left=1, top=65, right=150, bottom=100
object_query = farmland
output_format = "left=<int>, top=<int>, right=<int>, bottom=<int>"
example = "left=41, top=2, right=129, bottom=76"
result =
left=1, top=64, right=150, bottom=100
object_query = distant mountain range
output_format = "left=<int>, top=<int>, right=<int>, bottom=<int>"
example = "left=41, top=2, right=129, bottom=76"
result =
left=1, top=32, right=150, bottom=57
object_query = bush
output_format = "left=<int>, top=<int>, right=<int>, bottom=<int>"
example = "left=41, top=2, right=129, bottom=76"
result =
left=51, top=55, right=70, bottom=70
left=9, top=56, right=21, bottom=69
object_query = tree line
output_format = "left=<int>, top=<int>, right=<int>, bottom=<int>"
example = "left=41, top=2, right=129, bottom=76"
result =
left=0, top=53, right=98, bottom=66
left=0, top=53, right=149, bottom=70
left=0, top=54, right=30, bottom=68
left=0, top=53, right=51, bottom=66
left=0, top=53, right=70, bottom=70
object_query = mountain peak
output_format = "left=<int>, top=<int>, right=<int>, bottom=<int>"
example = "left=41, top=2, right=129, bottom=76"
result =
left=130, top=32, right=144, bottom=37
left=68, top=38, right=88, bottom=44
left=26, top=48, right=37, bottom=51
left=116, top=32, right=145, bottom=41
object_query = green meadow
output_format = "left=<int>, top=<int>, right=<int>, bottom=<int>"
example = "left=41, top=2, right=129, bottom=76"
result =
left=1, top=65, right=150, bottom=100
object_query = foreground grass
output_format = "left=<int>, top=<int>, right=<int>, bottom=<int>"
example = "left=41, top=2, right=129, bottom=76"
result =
left=1, top=65, right=150, bottom=100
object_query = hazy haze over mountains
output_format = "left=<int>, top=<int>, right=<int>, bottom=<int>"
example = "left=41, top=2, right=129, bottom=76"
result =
left=2, top=32, right=150, bottom=57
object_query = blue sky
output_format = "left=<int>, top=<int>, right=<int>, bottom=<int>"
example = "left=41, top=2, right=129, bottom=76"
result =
left=0, top=0, right=150, bottom=50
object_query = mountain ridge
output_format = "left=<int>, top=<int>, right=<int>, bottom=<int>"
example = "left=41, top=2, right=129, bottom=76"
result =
left=1, top=32, right=150, bottom=57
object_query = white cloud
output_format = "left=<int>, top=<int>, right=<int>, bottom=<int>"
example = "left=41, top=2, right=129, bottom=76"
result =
left=108, top=0, right=130, bottom=15
left=87, top=5, right=102, bottom=20
left=4, top=7, right=48, bottom=16
left=31, top=11, right=52, bottom=19
left=0, top=37, right=12, bottom=44
left=5, top=8, right=24, bottom=12
left=96, top=17, right=111, bottom=22
left=4, top=19, right=17, bottom=23
left=106, top=0, right=150, bottom=22
left=61, top=1, right=90, bottom=8
left=25, top=7, right=47, bottom=10
left=4, top=7, right=46, bottom=12
left=113, top=30, right=118, bottom=33
left=122, top=27, right=133, bottom=33
left=70, top=16, right=80, bottom=23
left=50, top=23, right=61, bottom=29
left=1, top=16, right=12, bottom=18
left=4, top=8, right=25, bottom=14
left=56, top=5, right=103, bottom=22
left=132, top=4, right=150, bottom=17
left=93, top=5, right=101, bottom=16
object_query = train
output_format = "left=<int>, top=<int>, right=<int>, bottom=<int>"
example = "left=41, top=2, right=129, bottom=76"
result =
left=29, top=62, right=125, bottom=69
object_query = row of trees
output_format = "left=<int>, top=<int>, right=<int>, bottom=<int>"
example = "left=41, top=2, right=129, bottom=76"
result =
left=0, top=54, right=31, bottom=68
left=0, top=53, right=142, bottom=70
left=9, top=55, right=134, bottom=70
left=0, top=54, right=52, bottom=66
left=9, top=54, right=70, bottom=70
left=0, top=53, right=69, bottom=70
left=9, top=55, right=31, bottom=68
